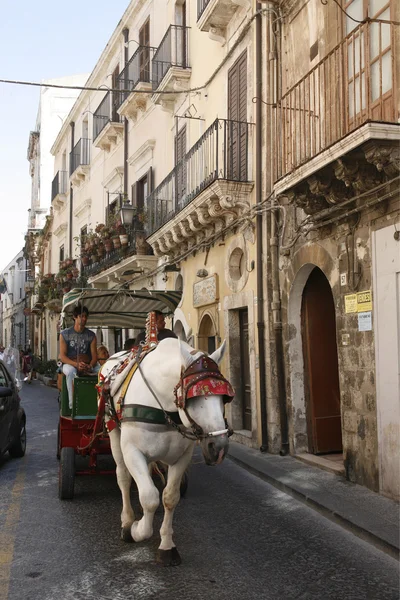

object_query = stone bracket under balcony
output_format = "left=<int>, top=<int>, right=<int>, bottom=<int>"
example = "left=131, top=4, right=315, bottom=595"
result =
left=197, top=0, right=249, bottom=42
left=93, top=121, right=124, bottom=151
left=118, top=82, right=153, bottom=122
left=147, top=179, right=254, bottom=259
left=277, top=137, right=400, bottom=216
left=88, top=255, right=158, bottom=287
left=70, top=165, right=90, bottom=187
left=152, top=68, right=191, bottom=112
left=52, top=193, right=67, bottom=211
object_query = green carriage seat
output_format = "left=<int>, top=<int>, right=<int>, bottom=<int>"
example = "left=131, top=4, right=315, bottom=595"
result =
left=60, top=374, right=99, bottom=419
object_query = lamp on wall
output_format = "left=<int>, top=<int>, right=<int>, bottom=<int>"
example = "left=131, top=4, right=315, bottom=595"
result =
left=119, top=197, right=136, bottom=226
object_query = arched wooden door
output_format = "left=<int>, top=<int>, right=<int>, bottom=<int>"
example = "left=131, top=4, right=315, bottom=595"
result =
left=301, top=267, right=342, bottom=454
left=198, top=314, right=216, bottom=354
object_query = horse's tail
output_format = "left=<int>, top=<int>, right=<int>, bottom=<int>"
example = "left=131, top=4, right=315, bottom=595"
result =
left=149, top=461, right=166, bottom=487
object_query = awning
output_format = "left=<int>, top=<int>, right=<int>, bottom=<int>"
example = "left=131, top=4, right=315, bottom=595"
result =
left=61, top=288, right=182, bottom=329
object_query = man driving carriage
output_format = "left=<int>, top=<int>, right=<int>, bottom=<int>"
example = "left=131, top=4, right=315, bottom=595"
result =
left=59, top=305, right=97, bottom=408
left=134, top=310, right=177, bottom=345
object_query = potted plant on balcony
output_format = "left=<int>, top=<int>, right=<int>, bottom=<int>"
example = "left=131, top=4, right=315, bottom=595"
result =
left=80, top=251, right=90, bottom=267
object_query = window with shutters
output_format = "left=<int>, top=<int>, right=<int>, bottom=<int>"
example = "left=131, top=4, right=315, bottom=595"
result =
left=111, top=65, right=121, bottom=122
left=139, top=19, right=151, bottom=82
left=132, top=166, right=153, bottom=227
left=227, top=51, right=247, bottom=180
left=175, top=126, right=187, bottom=207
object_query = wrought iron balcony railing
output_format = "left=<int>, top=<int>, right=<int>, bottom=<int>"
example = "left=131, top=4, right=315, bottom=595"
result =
left=152, top=25, right=190, bottom=90
left=69, top=138, right=90, bottom=176
left=146, top=118, right=252, bottom=235
left=116, top=46, right=156, bottom=110
left=82, top=223, right=152, bottom=278
left=197, top=0, right=211, bottom=20
left=276, top=20, right=396, bottom=180
left=93, top=91, right=121, bottom=140
left=51, top=171, right=68, bottom=201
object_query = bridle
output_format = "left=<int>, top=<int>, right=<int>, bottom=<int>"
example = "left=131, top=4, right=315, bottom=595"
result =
left=136, top=350, right=234, bottom=441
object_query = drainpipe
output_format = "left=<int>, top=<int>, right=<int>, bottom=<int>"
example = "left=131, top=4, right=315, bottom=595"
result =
left=255, top=2, right=268, bottom=452
left=268, top=4, right=289, bottom=455
left=123, top=28, right=129, bottom=196
left=69, top=122, right=75, bottom=258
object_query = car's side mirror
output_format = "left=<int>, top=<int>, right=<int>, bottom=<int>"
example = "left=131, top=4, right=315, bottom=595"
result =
left=0, top=386, right=13, bottom=399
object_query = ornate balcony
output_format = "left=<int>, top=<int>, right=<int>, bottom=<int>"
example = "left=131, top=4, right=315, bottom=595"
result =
left=117, top=46, right=156, bottom=122
left=152, top=25, right=191, bottom=111
left=82, top=223, right=155, bottom=285
left=93, top=91, right=123, bottom=151
left=197, top=0, right=248, bottom=42
left=276, top=20, right=397, bottom=185
left=69, top=138, right=90, bottom=186
left=51, top=171, right=68, bottom=209
left=145, top=118, right=254, bottom=258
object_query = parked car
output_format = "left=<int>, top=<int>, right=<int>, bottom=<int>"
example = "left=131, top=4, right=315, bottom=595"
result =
left=0, top=359, right=26, bottom=458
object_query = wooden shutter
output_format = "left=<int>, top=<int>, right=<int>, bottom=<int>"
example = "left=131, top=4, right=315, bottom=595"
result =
left=228, top=51, right=247, bottom=180
left=111, top=65, right=120, bottom=121
left=139, top=19, right=150, bottom=82
left=175, top=126, right=186, bottom=207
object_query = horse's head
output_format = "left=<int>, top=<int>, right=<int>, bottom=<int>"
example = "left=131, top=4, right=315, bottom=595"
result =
left=176, top=341, right=234, bottom=466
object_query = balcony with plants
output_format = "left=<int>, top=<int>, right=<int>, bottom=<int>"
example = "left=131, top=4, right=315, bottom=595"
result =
left=117, top=45, right=156, bottom=122
left=33, top=263, right=87, bottom=312
left=145, top=118, right=254, bottom=258
left=69, top=138, right=90, bottom=186
left=197, top=0, right=247, bottom=42
left=151, top=25, right=191, bottom=110
left=93, top=91, right=124, bottom=151
left=80, top=211, right=155, bottom=283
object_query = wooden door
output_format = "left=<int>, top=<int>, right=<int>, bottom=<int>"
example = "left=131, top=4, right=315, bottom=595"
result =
left=227, top=51, right=247, bottom=180
left=239, top=309, right=252, bottom=430
left=302, top=268, right=342, bottom=454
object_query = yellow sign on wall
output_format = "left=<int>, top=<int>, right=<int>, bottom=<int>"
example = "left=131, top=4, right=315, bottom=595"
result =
left=344, top=290, right=372, bottom=314
left=344, top=294, right=357, bottom=313
left=357, top=290, right=372, bottom=312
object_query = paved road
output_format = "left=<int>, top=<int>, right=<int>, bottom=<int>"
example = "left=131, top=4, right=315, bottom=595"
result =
left=0, top=380, right=398, bottom=600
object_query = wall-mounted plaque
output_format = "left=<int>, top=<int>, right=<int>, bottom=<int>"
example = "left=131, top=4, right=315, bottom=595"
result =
left=193, top=274, right=219, bottom=308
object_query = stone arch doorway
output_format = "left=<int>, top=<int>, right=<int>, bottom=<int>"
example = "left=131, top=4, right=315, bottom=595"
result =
left=198, top=313, right=216, bottom=354
left=301, top=267, right=342, bottom=454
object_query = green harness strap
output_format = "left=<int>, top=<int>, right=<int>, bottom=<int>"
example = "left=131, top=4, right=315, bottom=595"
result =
left=122, top=403, right=182, bottom=425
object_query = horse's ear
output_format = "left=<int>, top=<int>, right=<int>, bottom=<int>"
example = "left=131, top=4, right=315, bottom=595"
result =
left=180, top=341, right=195, bottom=369
left=209, top=339, right=226, bottom=365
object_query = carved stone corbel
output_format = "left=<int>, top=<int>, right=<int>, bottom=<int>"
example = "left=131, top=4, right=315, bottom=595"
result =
left=363, top=142, right=400, bottom=178
left=187, top=212, right=203, bottom=233
left=196, top=206, right=212, bottom=226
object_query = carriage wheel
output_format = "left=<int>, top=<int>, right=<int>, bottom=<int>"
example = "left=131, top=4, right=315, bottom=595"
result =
left=59, top=447, right=75, bottom=500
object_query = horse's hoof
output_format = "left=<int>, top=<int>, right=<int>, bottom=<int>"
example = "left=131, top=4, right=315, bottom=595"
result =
left=157, top=547, right=181, bottom=567
left=121, top=527, right=134, bottom=543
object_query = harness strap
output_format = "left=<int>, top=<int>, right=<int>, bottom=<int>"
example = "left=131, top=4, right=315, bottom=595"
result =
left=122, top=403, right=182, bottom=425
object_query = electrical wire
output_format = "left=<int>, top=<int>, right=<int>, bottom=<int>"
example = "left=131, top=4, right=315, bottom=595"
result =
left=320, top=0, right=400, bottom=25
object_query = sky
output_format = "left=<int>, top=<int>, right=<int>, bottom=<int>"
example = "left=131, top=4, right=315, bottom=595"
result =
left=0, top=0, right=131, bottom=270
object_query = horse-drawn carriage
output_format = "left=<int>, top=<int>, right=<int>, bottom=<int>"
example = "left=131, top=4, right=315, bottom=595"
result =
left=57, top=287, right=234, bottom=566
left=57, top=287, right=183, bottom=499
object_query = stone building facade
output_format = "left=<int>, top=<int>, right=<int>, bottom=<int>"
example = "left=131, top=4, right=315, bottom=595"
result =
left=263, top=0, right=399, bottom=498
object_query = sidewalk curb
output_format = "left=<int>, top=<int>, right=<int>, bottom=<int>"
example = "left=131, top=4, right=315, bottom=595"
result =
left=228, top=452, right=399, bottom=561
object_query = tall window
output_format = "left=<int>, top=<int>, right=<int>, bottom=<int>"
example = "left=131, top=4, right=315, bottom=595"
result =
left=139, top=18, right=150, bottom=82
left=345, top=0, right=393, bottom=120
left=59, top=245, right=65, bottom=263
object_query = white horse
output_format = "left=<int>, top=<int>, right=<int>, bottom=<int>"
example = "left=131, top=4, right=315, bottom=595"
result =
left=100, top=337, right=233, bottom=566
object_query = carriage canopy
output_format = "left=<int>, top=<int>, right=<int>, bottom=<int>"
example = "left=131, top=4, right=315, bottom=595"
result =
left=61, top=288, right=182, bottom=330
